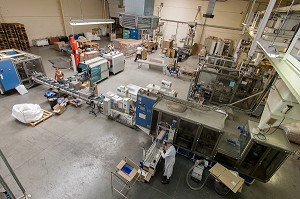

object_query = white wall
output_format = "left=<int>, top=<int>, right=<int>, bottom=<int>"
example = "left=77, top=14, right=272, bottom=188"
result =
left=0, top=0, right=105, bottom=44
left=154, top=0, right=249, bottom=46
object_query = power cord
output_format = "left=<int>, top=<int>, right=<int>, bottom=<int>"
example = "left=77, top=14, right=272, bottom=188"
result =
left=265, top=116, right=286, bottom=135
left=186, top=160, right=211, bottom=191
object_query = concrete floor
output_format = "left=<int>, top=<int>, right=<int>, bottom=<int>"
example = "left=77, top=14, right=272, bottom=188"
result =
left=0, top=38, right=300, bottom=199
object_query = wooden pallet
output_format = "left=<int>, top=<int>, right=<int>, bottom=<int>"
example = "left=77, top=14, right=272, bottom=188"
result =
left=26, top=110, right=53, bottom=127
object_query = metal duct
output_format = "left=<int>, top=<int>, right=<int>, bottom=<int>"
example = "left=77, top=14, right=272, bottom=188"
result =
left=203, top=0, right=217, bottom=18
left=120, top=0, right=158, bottom=29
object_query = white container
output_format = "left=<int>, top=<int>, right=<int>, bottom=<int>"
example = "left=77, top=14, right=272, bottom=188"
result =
left=15, top=84, right=28, bottom=95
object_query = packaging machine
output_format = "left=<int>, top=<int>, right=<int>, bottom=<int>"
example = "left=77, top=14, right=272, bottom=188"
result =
left=0, top=49, right=45, bottom=93
left=102, top=52, right=125, bottom=74
left=149, top=95, right=293, bottom=183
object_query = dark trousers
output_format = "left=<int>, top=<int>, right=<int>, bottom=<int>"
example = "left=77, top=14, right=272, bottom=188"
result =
left=135, top=53, right=142, bottom=61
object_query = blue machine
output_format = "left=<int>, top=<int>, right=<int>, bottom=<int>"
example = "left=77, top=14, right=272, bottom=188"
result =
left=136, top=93, right=158, bottom=129
left=0, top=60, right=21, bottom=92
left=78, top=57, right=109, bottom=84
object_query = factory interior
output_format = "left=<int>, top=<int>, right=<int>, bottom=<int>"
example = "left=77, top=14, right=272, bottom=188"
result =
left=0, top=0, right=300, bottom=198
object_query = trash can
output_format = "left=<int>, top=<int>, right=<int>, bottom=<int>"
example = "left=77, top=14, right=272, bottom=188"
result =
left=48, top=98, right=58, bottom=110
left=214, top=179, right=230, bottom=196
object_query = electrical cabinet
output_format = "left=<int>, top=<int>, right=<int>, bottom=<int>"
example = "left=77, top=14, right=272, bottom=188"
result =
left=135, top=92, right=158, bottom=129
left=0, top=59, right=21, bottom=92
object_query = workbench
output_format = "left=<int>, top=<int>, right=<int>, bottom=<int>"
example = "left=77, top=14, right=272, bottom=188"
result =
left=136, top=59, right=166, bottom=70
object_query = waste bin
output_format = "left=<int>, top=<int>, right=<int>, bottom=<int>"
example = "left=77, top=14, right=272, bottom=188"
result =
left=48, top=98, right=58, bottom=110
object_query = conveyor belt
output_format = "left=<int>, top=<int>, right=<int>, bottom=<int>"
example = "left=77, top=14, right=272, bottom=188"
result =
left=32, top=74, right=103, bottom=105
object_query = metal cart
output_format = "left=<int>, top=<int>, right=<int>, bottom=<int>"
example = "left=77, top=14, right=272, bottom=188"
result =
left=111, top=158, right=141, bottom=199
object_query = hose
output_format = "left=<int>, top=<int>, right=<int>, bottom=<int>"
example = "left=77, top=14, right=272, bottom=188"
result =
left=186, top=160, right=211, bottom=191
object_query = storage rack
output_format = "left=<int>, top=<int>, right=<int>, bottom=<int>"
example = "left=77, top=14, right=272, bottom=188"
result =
left=0, top=23, right=30, bottom=51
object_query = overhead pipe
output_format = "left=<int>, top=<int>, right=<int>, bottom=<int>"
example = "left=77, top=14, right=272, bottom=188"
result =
left=160, top=18, right=242, bottom=31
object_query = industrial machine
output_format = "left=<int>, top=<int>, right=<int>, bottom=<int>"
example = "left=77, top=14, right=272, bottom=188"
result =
left=31, top=63, right=295, bottom=184
left=149, top=95, right=293, bottom=183
left=187, top=56, right=275, bottom=111
left=78, top=57, right=109, bottom=84
left=106, top=91, right=136, bottom=127
left=204, top=37, right=234, bottom=56
left=0, top=49, right=44, bottom=93
left=102, top=52, right=125, bottom=74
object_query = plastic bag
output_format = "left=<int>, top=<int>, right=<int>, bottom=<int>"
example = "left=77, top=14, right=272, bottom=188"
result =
left=283, top=122, right=300, bottom=145
left=12, top=104, right=43, bottom=123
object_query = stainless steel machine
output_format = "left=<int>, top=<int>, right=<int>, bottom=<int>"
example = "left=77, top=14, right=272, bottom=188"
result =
left=102, top=52, right=125, bottom=75
left=149, top=96, right=293, bottom=183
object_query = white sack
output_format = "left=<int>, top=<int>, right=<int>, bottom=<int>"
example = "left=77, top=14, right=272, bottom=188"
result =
left=12, top=104, right=43, bottom=123
left=283, top=122, right=300, bottom=145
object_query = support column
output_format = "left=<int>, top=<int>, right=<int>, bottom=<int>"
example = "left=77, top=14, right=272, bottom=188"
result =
left=248, top=0, right=276, bottom=57
left=59, top=0, right=68, bottom=36
left=242, top=0, right=256, bottom=34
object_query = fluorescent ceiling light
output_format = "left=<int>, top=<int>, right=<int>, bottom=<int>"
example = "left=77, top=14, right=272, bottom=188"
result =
left=70, top=19, right=115, bottom=26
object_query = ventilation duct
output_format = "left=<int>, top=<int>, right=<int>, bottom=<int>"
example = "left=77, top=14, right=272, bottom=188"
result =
left=120, top=0, right=159, bottom=29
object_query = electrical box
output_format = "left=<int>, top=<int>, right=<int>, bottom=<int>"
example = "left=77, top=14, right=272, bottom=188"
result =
left=0, top=59, right=21, bottom=92
left=136, top=92, right=158, bottom=129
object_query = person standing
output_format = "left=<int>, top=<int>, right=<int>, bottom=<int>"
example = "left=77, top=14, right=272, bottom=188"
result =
left=135, top=45, right=143, bottom=62
left=54, top=68, right=64, bottom=83
left=160, top=139, right=176, bottom=184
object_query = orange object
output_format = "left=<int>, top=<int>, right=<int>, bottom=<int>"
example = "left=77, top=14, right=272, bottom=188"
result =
left=70, top=36, right=79, bottom=70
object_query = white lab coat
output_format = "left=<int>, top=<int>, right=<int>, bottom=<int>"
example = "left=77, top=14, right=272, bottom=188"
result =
left=161, top=145, right=176, bottom=179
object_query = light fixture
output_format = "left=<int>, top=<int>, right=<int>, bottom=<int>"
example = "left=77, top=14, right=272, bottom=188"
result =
left=70, top=19, right=115, bottom=26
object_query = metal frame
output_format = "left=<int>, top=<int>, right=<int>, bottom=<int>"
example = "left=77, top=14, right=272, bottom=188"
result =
left=0, top=150, right=31, bottom=199
left=0, top=49, right=45, bottom=89
left=110, top=158, right=140, bottom=199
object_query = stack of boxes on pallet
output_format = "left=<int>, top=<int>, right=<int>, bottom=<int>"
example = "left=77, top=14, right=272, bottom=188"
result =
left=0, top=23, right=30, bottom=51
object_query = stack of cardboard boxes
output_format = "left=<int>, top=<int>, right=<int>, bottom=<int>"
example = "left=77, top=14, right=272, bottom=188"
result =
left=162, top=40, right=176, bottom=58
left=113, top=38, right=143, bottom=57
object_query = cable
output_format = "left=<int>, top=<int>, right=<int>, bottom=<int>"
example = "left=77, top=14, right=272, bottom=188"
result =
left=254, top=132, right=266, bottom=141
left=265, top=116, right=286, bottom=135
left=186, top=160, right=211, bottom=191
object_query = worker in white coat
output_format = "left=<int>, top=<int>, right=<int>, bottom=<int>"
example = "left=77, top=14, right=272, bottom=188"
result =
left=160, top=139, right=176, bottom=184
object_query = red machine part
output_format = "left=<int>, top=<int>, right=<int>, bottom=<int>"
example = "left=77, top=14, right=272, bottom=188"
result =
left=70, top=36, right=79, bottom=70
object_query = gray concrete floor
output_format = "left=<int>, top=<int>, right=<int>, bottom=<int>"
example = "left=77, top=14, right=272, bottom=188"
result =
left=0, top=37, right=300, bottom=199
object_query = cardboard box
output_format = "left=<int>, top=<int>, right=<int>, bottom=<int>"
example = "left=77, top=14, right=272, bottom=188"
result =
left=116, top=159, right=139, bottom=182
left=53, top=41, right=66, bottom=51
left=48, top=37, right=60, bottom=45
left=163, top=40, right=173, bottom=49
left=70, top=98, right=84, bottom=107
left=84, top=51, right=99, bottom=60
left=53, top=104, right=66, bottom=115
left=209, top=163, right=244, bottom=193
left=141, top=49, right=147, bottom=60
left=138, top=169, right=152, bottom=182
